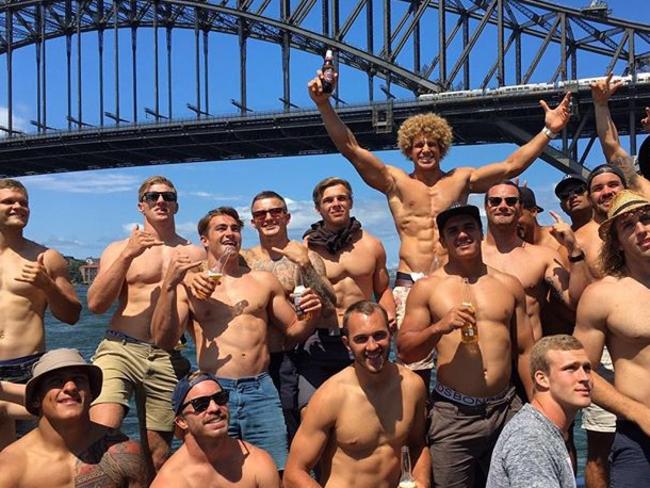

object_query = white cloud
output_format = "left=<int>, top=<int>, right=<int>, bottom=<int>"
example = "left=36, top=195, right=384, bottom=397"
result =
left=0, top=106, right=29, bottom=136
left=182, top=191, right=243, bottom=202
left=121, top=222, right=139, bottom=234
left=21, top=172, right=140, bottom=194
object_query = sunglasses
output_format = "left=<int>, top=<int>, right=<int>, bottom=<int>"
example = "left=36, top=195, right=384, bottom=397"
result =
left=252, top=207, right=286, bottom=220
left=141, top=191, right=177, bottom=203
left=181, top=390, right=230, bottom=414
left=558, top=186, right=586, bottom=200
left=487, top=196, right=519, bottom=207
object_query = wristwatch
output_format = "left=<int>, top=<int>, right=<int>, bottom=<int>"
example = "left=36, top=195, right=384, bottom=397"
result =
left=568, top=251, right=585, bottom=263
left=542, top=126, right=558, bottom=140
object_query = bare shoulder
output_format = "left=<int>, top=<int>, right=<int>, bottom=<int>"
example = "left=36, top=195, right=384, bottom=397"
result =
left=0, top=443, right=27, bottom=485
left=396, top=364, right=427, bottom=398
left=359, top=230, right=386, bottom=252
left=99, top=238, right=130, bottom=260
left=488, top=266, right=525, bottom=295
left=240, top=439, right=278, bottom=471
left=181, top=242, right=207, bottom=260
left=310, top=367, right=352, bottom=407
left=581, top=276, right=623, bottom=302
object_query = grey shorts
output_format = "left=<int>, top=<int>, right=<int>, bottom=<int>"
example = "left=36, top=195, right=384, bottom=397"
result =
left=582, top=347, right=616, bottom=433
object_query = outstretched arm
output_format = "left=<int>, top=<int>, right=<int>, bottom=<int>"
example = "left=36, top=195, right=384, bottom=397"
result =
left=592, top=74, right=628, bottom=162
left=469, top=93, right=572, bottom=193
left=308, top=72, right=396, bottom=194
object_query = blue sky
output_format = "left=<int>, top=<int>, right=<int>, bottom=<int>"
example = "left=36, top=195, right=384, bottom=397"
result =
left=2, top=0, right=648, bottom=266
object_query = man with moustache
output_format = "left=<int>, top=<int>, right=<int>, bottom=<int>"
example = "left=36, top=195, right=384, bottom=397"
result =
left=87, top=175, right=205, bottom=470
left=575, top=190, right=650, bottom=487
left=284, top=301, right=430, bottom=488
left=151, top=372, right=280, bottom=488
left=0, top=348, right=148, bottom=487
left=486, top=335, right=592, bottom=488
left=151, top=206, right=322, bottom=472
left=481, top=181, right=587, bottom=341
left=308, top=69, right=570, bottom=380
left=301, top=177, right=396, bottom=401
left=397, top=205, right=535, bottom=488
left=242, top=190, right=335, bottom=438
left=0, top=178, right=81, bottom=449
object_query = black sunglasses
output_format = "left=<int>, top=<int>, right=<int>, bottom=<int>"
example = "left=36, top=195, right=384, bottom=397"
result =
left=487, top=196, right=519, bottom=207
left=141, top=191, right=177, bottom=203
left=181, top=390, right=230, bottom=413
left=558, top=186, right=586, bottom=200
left=252, top=207, right=286, bottom=220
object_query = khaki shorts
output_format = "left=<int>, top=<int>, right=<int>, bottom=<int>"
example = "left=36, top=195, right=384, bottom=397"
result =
left=582, top=347, right=616, bottom=433
left=92, top=336, right=189, bottom=432
left=394, top=285, right=435, bottom=371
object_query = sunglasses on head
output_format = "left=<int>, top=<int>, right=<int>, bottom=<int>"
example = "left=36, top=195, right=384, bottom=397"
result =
left=252, top=207, right=286, bottom=220
left=181, top=390, right=230, bottom=413
left=487, top=196, right=519, bottom=207
left=141, top=191, right=177, bottom=203
left=558, top=185, right=586, bottom=200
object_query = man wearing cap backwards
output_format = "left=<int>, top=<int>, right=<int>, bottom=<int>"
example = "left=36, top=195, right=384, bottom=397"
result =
left=87, top=175, right=205, bottom=471
left=0, top=178, right=81, bottom=449
left=486, top=335, right=592, bottom=488
left=0, top=348, right=148, bottom=487
left=397, top=205, right=534, bottom=488
left=591, top=73, right=650, bottom=196
left=574, top=190, right=650, bottom=487
left=152, top=207, right=322, bottom=472
left=285, top=300, right=430, bottom=488
left=481, top=182, right=588, bottom=341
left=151, top=371, right=280, bottom=487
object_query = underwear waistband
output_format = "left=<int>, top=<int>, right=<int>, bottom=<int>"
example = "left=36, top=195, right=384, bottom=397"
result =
left=433, top=382, right=510, bottom=407
left=395, top=271, right=426, bottom=287
left=0, top=352, right=43, bottom=367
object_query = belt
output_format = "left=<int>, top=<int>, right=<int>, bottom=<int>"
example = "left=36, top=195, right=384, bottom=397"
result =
left=105, top=329, right=152, bottom=345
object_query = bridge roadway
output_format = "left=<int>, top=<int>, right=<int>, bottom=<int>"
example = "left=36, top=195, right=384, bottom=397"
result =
left=1, top=85, right=649, bottom=177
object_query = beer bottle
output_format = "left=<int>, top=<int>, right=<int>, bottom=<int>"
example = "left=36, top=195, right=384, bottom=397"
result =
left=321, top=49, right=335, bottom=94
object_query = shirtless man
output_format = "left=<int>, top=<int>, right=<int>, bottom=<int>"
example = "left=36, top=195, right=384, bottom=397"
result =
left=243, top=190, right=335, bottom=437
left=397, top=205, right=535, bottom=488
left=554, top=174, right=592, bottom=232
left=284, top=300, right=430, bottom=488
left=151, top=372, right=280, bottom=488
left=482, top=181, right=587, bottom=340
left=0, top=178, right=81, bottom=449
left=0, top=348, right=147, bottom=487
left=87, top=176, right=205, bottom=470
left=517, top=186, right=567, bottom=261
left=301, top=177, right=396, bottom=399
left=151, top=206, right=322, bottom=471
left=574, top=190, right=650, bottom=487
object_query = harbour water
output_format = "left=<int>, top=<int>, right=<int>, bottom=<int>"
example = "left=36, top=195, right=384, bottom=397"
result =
left=45, top=285, right=588, bottom=481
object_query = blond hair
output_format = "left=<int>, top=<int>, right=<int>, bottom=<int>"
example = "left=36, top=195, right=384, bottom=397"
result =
left=397, top=113, right=453, bottom=160
left=137, top=176, right=176, bottom=201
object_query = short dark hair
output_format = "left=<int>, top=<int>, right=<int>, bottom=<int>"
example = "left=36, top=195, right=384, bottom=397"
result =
left=0, top=178, right=28, bottom=199
left=312, top=177, right=353, bottom=207
left=484, top=180, right=521, bottom=205
left=197, top=207, right=244, bottom=237
left=530, top=334, right=585, bottom=384
left=587, top=164, right=627, bottom=193
left=341, top=300, right=389, bottom=337
left=250, top=191, right=287, bottom=211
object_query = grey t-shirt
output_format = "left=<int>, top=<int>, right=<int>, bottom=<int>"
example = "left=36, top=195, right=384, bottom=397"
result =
left=486, top=403, right=576, bottom=488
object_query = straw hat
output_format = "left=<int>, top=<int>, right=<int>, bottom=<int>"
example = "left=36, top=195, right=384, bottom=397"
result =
left=24, top=348, right=103, bottom=415
left=598, top=190, right=650, bottom=240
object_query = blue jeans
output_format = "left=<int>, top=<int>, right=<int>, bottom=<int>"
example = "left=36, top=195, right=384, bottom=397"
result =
left=217, top=373, right=288, bottom=470
left=610, top=420, right=650, bottom=487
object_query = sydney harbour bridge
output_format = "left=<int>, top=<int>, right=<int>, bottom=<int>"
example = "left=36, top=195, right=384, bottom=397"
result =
left=0, top=0, right=649, bottom=177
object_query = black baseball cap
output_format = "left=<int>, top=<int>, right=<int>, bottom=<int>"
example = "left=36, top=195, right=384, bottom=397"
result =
left=555, top=173, right=588, bottom=199
left=519, top=187, right=544, bottom=212
left=587, top=164, right=627, bottom=192
left=436, top=204, right=482, bottom=233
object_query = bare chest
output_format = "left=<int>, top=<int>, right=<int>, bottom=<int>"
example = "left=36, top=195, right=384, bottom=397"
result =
left=392, top=175, right=469, bottom=220
left=321, top=248, right=376, bottom=284
left=192, top=279, right=270, bottom=323
left=124, top=246, right=175, bottom=286
left=606, top=297, right=650, bottom=342
left=431, top=280, right=515, bottom=325
left=483, top=247, right=547, bottom=293
left=247, top=255, right=297, bottom=294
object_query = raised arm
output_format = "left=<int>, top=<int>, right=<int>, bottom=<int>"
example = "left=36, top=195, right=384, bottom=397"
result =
left=308, top=72, right=396, bottom=194
left=87, top=226, right=163, bottom=313
left=17, top=249, right=81, bottom=324
left=151, top=252, right=200, bottom=351
left=284, top=385, right=339, bottom=488
left=592, top=74, right=628, bottom=162
left=469, top=93, right=572, bottom=193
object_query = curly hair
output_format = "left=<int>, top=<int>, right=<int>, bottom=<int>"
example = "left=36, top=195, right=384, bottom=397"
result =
left=600, top=221, right=627, bottom=277
left=397, top=113, right=453, bottom=160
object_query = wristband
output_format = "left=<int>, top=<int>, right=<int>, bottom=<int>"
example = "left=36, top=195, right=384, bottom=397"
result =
left=542, top=126, right=558, bottom=139
left=568, top=251, right=585, bottom=263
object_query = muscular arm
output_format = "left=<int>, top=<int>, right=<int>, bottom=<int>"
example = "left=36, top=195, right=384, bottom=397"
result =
left=396, top=280, right=442, bottom=364
left=87, top=241, right=132, bottom=314
left=267, top=275, right=319, bottom=343
left=284, top=385, right=339, bottom=488
left=509, top=277, right=534, bottom=400
left=543, top=250, right=574, bottom=310
left=0, top=381, right=25, bottom=404
left=372, top=242, right=397, bottom=329
left=151, top=280, right=190, bottom=351
left=252, top=448, right=282, bottom=488
left=0, top=451, right=23, bottom=487
left=41, top=249, right=82, bottom=324
left=407, top=374, right=432, bottom=488
left=469, top=93, right=572, bottom=193
left=305, top=251, right=337, bottom=310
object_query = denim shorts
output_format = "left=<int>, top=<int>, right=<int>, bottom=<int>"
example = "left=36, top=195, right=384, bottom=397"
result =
left=217, top=372, right=288, bottom=470
left=610, top=420, right=650, bottom=487
left=0, top=353, right=43, bottom=383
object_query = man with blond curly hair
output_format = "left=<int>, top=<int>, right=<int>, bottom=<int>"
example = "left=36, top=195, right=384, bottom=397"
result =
left=309, top=69, right=572, bottom=379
